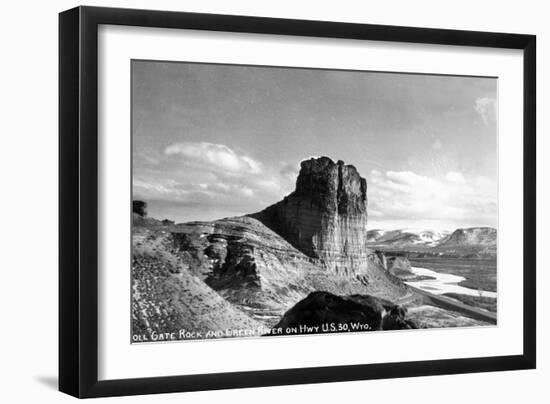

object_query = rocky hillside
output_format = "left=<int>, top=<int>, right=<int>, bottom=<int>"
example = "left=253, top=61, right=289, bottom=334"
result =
left=166, top=205, right=409, bottom=324
left=132, top=228, right=262, bottom=339
left=132, top=215, right=410, bottom=335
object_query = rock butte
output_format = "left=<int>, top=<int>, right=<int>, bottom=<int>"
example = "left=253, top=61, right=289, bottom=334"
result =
left=251, top=156, right=369, bottom=275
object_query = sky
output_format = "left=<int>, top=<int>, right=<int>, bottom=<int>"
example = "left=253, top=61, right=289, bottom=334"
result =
left=132, top=60, right=497, bottom=231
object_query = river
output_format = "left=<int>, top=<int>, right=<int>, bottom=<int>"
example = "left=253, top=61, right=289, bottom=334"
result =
left=405, top=266, right=497, bottom=298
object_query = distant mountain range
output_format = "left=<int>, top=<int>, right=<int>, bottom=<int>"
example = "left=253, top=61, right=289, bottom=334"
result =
left=367, top=227, right=497, bottom=251
left=367, top=229, right=450, bottom=247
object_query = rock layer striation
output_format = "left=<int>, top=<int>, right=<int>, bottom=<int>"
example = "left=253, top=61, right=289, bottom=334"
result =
left=251, top=157, right=369, bottom=275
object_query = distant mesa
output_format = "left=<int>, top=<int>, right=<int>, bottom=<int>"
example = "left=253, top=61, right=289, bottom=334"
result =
left=437, top=227, right=497, bottom=247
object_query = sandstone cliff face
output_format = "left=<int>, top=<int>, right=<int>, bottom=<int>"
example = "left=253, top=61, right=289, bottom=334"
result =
left=251, top=157, right=369, bottom=275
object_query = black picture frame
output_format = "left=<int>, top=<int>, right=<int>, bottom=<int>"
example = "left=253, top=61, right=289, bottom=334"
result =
left=59, top=5, right=536, bottom=398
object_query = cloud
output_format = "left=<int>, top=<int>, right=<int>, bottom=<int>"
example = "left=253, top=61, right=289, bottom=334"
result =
left=133, top=142, right=301, bottom=222
left=135, top=142, right=497, bottom=228
left=133, top=177, right=261, bottom=211
left=368, top=169, right=496, bottom=230
left=445, top=171, right=466, bottom=183
left=165, top=142, right=262, bottom=174
left=432, top=139, right=442, bottom=150
left=474, top=97, right=497, bottom=125
left=279, top=162, right=299, bottom=185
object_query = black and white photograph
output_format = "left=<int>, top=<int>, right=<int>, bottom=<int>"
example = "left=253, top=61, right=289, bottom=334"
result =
left=0, top=0, right=545, bottom=401
left=131, top=60, right=498, bottom=343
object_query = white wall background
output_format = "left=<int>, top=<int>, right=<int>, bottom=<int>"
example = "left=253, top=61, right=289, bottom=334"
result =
left=0, top=0, right=546, bottom=402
